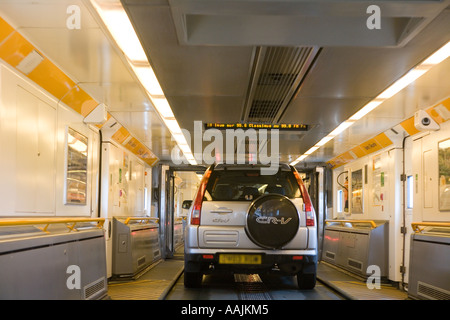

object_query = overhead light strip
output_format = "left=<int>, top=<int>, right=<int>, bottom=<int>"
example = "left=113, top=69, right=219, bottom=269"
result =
left=290, top=40, right=450, bottom=166
left=90, top=0, right=196, bottom=165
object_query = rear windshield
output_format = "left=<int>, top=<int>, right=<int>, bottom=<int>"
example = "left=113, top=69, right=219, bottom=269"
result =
left=204, top=169, right=302, bottom=201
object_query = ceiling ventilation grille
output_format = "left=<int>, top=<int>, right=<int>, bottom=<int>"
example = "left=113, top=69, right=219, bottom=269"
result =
left=242, top=46, right=319, bottom=124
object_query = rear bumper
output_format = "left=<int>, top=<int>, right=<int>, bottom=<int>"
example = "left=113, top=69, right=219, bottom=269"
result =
left=185, top=250, right=317, bottom=276
left=187, top=225, right=317, bottom=251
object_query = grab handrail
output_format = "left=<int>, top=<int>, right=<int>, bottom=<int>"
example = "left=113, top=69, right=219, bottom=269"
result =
left=0, top=217, right=105, bottom=233
left=325, top=219, right=377, bottom=229
left=122, top=217, right=159, bottom=225
left=411, top=222, right=450, bottom=233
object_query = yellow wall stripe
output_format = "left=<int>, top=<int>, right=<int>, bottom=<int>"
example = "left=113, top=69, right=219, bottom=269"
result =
left=427, top=96, right=450, bottom=124
left=359, top=138, right=383, bottom=155
left=374, top=132, right=392, bottom=148
left=351, top=146, right=367, bottom=158
left=0, top=16, right=158, bottom=166
left=61, top=85, right=98, bottom=117
left=0, top=18, right=14, bottom=44
left=110, top=126, right=157, bottom=166
left=400, top=117, right=420, bottom=136
left=328, top=131, right=393, bottom=169
left=0, top=31, right=35, bottom=67
left=27, top=58, right=76, bottom=100
left=328, top=96, right=450, bottom=169
left=112, top=126, right=131, bottom=145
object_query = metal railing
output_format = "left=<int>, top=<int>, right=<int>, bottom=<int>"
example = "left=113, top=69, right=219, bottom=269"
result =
left=411, top=222, right=450, bottom=233
left=0, top=217, right=105, bottom=233
left=325, top=219, right=377, bottom=229
left=120, top=217, right=159, bottom=225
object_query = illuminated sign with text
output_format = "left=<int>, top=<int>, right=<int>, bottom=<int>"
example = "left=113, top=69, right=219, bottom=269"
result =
left=204, top=123, right=309, bottom=131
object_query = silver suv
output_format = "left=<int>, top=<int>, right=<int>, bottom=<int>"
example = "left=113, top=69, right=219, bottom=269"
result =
left=183, top=163, right=317, bottom=289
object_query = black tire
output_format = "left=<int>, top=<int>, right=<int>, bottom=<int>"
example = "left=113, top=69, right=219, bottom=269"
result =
left=297, top=271, right=316, bottom=290
left=246, top=194, right=299, bottom=249
left=184, top=271, right=203, bottom=288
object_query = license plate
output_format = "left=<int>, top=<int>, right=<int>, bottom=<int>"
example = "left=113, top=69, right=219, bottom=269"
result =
left=219, top=254, right=262, bottom=265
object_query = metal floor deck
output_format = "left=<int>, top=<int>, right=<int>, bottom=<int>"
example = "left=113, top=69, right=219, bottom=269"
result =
left=107, top=250, right=185, bottom=300
left=316, top=262, right=408, bottom=300
left=106, top=248, right=408, bottom=300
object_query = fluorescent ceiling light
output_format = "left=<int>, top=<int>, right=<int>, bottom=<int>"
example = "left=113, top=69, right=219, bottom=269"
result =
left=172, top=131, right=187, bottom=141
left=152, top=98, right=174, bottom=118
left=187, top=158, right=198, bottom=166
left=178, top=143, right=191, bottom=154
left=291, top=40, right=450, bottom=167
left=91, top=1, right=147, bottom=63
left=92, top=0, right=198, bottom=165
left=132, top=66, right=164, bottom=96
left=185, top=154, right=196, bottom=161
left=298, top=154, right=308, bottom=162
left=349, top=99, right=384, bottom=121
left=173, top=134, right=189, bottom=147
left=377, top=68, right=428, bottom=99
left=304, top=146, right=319, bottom=155
left=164, top=118, right=182, bottom=135
left=329, top=120, right=355, bottom=137
left=291, top=154, right=308, bottom=166
left=422, top=41, right=450, bottom=66
left=315, top=135, right=334, bottom=147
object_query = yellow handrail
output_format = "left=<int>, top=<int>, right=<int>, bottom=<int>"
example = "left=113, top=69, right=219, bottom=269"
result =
left=0, top=217, right=105, bottom=233
left=123, top=217, right=159, bottom=225
left=411, top=222, right=450, bottom=233
left=325, top=219, right=377, bottom=229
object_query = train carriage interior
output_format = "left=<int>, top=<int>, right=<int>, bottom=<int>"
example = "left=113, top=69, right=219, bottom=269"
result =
left=0, top=0, right=449, bottom=306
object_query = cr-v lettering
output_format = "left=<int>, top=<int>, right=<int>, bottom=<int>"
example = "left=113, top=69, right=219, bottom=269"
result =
left=256, top=216, right=292, bottom=225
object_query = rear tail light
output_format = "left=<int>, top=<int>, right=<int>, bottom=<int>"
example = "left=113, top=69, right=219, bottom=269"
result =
left=292, top=169, right=315, bottom=227
left=190, top=167, right=212, bottom=225
left=305, top=211, right=315, bottom=226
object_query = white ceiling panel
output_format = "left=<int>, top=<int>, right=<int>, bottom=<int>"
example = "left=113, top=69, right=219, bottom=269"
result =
left=1, top=0, right=450, bottom=167
left=122, top=0, right=450, bottom=165
left=312, top=56, right=450, bottom=163
left=0, top=0, right=99, bottom=29
left=168, top=0, right=448, bottom=47
left=0, top=0, right=175, bottom=161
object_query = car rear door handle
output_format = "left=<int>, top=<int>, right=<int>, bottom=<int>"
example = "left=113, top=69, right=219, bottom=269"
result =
left=210, top=208, right=233, bottom=214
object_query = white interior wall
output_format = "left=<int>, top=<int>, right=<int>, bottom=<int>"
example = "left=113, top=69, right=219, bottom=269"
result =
left=99, top=139, right=150, bottom=278
left=102, top=141, right=146, bottom=218
left=331, top=116, right=450, bottom=283
left=0, top=61, right=99, bottom=217
left=332, top=145, right=403, bottom=281
left=412, top=121, right=450, bottom=223
left=0, top=59, right=154, bottom=279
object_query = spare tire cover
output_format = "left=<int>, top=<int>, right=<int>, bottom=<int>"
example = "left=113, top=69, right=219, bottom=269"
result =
left=246, top=194, right=299, bottom=249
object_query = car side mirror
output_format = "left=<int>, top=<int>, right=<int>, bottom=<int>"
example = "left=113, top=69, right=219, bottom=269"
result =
left=182, top=200, right=193, bottom=209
